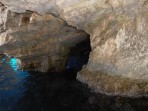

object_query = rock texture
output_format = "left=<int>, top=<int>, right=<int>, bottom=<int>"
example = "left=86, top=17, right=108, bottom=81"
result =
left=0, top=0, right=148, bottom=96
left=0, top=2, right=88, bottom=72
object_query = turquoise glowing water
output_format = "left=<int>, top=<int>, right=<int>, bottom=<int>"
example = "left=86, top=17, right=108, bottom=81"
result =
left=0, top=56, right=29, bottom=111
left=9, top=58, right=18, bottom=71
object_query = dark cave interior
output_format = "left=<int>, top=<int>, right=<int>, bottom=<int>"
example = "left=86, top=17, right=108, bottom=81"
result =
left=65, top=36, right=91, bottom=79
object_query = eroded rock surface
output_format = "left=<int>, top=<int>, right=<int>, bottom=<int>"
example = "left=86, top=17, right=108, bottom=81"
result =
left=0, top=0, right=148, bottom=96
left=55, top=0, right=148, bottom=96
left=0, top=2, right=88, bottom=72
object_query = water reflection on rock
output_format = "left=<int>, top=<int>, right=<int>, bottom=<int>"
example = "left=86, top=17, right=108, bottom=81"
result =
left=0, top=56, right=148, bottom=111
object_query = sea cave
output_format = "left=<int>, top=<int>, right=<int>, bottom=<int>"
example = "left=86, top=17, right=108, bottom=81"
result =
left=0, top=0, right=148, bottom=111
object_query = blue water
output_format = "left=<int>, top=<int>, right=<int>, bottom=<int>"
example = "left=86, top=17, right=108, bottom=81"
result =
left=0, top=56, right=29, bottom=111
left=0, top=56, right=147, bottom=111
left=9, top=58, right=18, bottom=71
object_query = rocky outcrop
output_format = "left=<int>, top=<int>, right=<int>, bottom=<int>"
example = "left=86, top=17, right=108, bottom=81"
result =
left=0, top=0, right=148, bottom=97
left=56, top=0, right=148, bottom=97
left=0, top=2, right=88, bottom=72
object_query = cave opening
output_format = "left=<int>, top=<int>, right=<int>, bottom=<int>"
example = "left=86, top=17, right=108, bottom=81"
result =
left=65, top=36, right=91, bottom=79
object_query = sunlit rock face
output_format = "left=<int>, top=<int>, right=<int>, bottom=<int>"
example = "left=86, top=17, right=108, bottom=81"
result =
left=0, top=0, right=148, bottom=96
left=0, top=3, right=88, bottom=72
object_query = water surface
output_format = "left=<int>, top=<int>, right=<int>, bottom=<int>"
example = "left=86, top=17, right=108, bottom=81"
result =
left=0, top=56, right=147, bottom=111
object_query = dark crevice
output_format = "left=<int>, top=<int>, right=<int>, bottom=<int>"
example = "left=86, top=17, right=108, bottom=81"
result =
left=65, top=36, right=91, bottom=80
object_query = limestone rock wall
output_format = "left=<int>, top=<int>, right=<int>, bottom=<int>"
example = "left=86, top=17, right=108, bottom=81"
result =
left=55, top=0, right=148, bottom=96
left=0, top=0, right=148, bottom=96
left=0, top=2, right=88, bottom=72
left=56, top=0, right=148, bottom=79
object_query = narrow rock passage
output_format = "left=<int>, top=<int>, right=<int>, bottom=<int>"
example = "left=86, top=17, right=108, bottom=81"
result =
left=67, top=37, right=91, bottom=71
